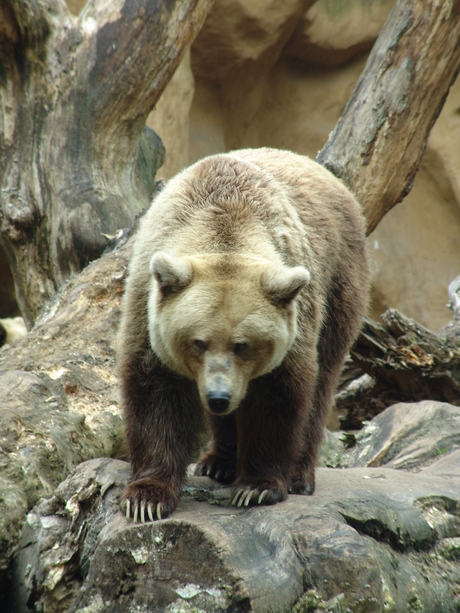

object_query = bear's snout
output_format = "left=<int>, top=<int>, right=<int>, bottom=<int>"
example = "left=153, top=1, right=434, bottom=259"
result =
left=206, top=390, right=231, bottom=414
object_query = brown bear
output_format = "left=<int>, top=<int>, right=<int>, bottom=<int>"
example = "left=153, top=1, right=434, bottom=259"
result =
left=118, top=147, right=369, bottom=523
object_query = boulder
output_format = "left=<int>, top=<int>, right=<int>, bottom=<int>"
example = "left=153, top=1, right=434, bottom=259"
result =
left=338, top=400, right=460, bottom=471
left=10, top=401, right=460, bottom=612
left=0, top=237, right=131, bottom=594
left=191, top=0, right=314, bottom=83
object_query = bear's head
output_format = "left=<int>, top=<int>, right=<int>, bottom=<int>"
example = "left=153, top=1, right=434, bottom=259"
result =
left=148, top=252, right=310, bottom=416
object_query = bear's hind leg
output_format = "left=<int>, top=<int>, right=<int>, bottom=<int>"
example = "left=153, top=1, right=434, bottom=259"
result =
left=289, top=363, right=342, bottom=495
left=195, top=413, right=237, bottom=484
left=290, top=276, right=368, bottom=495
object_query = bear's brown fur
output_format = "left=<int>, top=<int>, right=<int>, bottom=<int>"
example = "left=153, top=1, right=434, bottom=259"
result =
left=118, top=148, right=369, bottom=521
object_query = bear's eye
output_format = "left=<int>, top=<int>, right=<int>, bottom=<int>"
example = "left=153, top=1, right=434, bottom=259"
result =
left=193, top=340, right=207, bottom=353
left=233, top=342, right=248, bottom=356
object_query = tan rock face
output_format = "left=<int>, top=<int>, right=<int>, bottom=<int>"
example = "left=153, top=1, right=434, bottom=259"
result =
left=191, top=0, right=316, bottom=83
left=284, top=0, right=396, bottom=66
left=147, top=51, right=195, bottom=181
left=188, top=80, right=226, bottom=166
left=220, top=55, right=367, bottom=154
left=369, top=143, right=460, bottom=330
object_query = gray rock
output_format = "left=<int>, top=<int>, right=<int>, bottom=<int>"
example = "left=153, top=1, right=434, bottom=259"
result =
left=10, top=450, right=460, bottom=613
left=0, top=368, right=123, bottom=595
left=338, top=400, right=460, bottom=471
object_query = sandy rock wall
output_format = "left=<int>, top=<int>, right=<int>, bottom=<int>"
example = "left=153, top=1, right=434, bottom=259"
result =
left=147, top=50, right=195, bottom=181
left=285, top=0, right=395, bottom=66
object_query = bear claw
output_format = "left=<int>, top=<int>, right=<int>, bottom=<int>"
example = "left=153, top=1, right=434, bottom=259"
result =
left=194, top=455, right=236, bottom=484
left=156, top=502, right=163, bottom=520
left=258, top=489, right=269, bottom=504
left=231, top=487, right=270, bottom=507
left=124, top=499, right=164, bottom=523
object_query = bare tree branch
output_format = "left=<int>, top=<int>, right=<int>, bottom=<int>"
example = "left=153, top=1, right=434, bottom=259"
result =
left=317, top=0, right=460, bottom=234
left=337, top=308, right=460, bottom=429
left=75, top=0, right=211, bottom=173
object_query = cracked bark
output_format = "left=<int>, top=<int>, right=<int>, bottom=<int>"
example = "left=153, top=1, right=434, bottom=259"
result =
left=317, top=0, right=460, bottom=235
left=0, top=0, right=212, bottom=326
left=337, top=293, right=460, bottom=429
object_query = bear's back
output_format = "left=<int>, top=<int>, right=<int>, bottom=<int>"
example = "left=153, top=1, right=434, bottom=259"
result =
left=136, top=150, right=307, bottom=265
left=140, top=148, right=367, bottom=283
left=129, top=148, right=368, bottom=317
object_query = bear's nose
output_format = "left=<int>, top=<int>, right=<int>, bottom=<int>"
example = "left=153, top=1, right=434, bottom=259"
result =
left=207, top=391, right=231, bottom=414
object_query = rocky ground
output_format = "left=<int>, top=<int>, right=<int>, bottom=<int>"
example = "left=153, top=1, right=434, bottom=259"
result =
left=6, top=400, right=460, bottom=613
left=0, top=228, right=459, bottom=612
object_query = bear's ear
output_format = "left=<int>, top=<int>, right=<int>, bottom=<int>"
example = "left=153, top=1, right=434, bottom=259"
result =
left=150, top=252, right=193, bottom=297
left=262, top=265, right=310, bottom=306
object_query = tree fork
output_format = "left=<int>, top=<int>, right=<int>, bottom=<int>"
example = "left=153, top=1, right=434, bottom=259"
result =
left=0, top=0, right=213, bottom=326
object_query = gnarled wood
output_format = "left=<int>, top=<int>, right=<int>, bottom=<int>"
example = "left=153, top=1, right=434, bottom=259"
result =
left=317, top=0, right=460, bottom=235
left=0, top=0, right=212, bottom=326
left=337, top=307, right=460, bottom=429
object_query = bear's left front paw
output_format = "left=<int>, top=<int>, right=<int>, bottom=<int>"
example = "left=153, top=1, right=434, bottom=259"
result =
left=230, top=481, right=287, bottom=507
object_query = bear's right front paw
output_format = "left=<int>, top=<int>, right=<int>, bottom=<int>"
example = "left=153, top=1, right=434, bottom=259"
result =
left=121, top=479, right=179, bottom=523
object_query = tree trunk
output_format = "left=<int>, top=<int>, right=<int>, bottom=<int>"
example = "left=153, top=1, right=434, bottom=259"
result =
left=0, top=0, right=212, bottom=326
left=317, top=0, right=460, bottom=235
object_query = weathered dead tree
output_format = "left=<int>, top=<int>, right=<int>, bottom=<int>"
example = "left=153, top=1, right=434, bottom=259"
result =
left=0, top=0, right=212, bottom=326
left=337, top=290, right=460, bottom=429
left=317, top=0, right=460, bottom=235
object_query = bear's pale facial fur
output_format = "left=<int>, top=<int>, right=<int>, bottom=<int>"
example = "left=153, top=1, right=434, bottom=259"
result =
left=149, top=252, right=310, bottom=415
